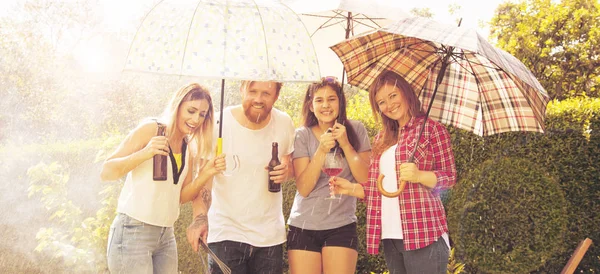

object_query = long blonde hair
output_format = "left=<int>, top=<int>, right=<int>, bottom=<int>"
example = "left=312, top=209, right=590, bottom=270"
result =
left=161, top=83, right=214, bottom=160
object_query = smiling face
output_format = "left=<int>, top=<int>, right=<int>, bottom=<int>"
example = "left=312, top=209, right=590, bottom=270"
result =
left=176, top=99, right=210, bottom=135
left=241, top=81, right=279, bottom=124
left=309, top=85, right=340, bottom=125
left=375, top=83, right=411, bottom=126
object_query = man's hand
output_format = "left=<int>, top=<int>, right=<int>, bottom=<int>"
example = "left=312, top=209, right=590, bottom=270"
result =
left=186, top=213, right=208, bottom=252
left=267, top=162, right=290, bottom=184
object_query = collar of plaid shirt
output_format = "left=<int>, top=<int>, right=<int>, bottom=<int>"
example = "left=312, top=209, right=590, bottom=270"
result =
left=363, top=116, right=456, bottom=253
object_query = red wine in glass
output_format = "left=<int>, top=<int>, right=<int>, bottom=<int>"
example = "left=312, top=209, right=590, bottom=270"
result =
left=323, top=151, right=343, bottom=200
left=322, top=167, right=342, bottom=177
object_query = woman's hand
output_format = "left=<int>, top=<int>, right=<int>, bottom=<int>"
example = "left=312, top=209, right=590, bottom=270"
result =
left=141, top=135, right=169, bottom=160
left=399, top=162, right=421, bottom=182
left=399, top=162, right=438, bottom=188
left=329, top=176, right=364, bottom=198
left=318, top=129, right=336, bottom=153
left=205, top=154, right=226, bottom=176
left=330, top=121, right=350, bottom=149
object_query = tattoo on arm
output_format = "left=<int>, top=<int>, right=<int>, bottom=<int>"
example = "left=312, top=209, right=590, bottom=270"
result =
left=190, top=213, right=208, bottom=229
left=200, top=188, right=212, bottom=208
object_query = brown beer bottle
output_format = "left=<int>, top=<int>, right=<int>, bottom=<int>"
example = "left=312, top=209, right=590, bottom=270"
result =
left=153, top=123, right=167, bottom=181
left=268, top=142, right=281, bottom=192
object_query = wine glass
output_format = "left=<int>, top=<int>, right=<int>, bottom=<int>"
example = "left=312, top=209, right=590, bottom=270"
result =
left=221, top=139, right=240, bottom=177
left=323, top=150, right=343, bottom=200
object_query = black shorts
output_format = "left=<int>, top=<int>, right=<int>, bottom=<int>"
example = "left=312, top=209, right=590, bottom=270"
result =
left=287, top=222, right=358, bottom=252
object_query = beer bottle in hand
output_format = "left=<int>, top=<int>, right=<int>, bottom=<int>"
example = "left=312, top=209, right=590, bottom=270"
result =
left=268, top=142, right=281, bottom=192
left=153, top=123, right=167, bottom=181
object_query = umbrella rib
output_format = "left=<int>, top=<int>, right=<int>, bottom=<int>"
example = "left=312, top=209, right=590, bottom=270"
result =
left=320, top=18, right=349, bottom=30
left=351, top=14, right=387, bottom=20
left=311, top=12, right=348, bottom=36
left=179, top=0, right=205, bottom=74
left=463, top=53, right=485, bottom=133
left=351, top=17, right=385, bottom=30
left=452, top=51, right=505, bottom=72
left=357, top=14, right=386, bottom=28
left=252, top=0, right=272, bottom=78
left=449, top=51, right=476, bottom=76
left=302, top=13, right=349, bottom=19
left=123, top=0, right=166, bottom=71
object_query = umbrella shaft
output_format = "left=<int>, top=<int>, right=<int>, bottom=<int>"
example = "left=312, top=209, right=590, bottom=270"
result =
left=410, top=52, right=452, bottom=162
left=219, top=79, right=225, bottom=138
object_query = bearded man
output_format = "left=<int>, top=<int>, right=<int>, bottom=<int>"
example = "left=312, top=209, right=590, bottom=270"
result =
left=187, top=80, right=295, bottom=274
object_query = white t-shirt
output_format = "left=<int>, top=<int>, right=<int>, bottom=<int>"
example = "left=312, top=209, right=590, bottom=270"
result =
left=207, top=106, right=295, bottom=247
left=380, top=144, right=404, bottom=239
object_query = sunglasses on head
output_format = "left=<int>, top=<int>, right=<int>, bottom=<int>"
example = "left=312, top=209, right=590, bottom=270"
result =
left=321, top=76, right=340, bottom=84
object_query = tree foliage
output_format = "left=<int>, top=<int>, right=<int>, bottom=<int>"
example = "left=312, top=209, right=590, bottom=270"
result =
left=489, top=0, right=600, bottom=100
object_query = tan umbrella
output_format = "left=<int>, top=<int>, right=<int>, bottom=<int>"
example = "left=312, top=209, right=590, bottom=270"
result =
left=330, top=16, right=550, bottom=197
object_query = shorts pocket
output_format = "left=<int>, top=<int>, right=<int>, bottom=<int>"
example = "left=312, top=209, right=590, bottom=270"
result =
left=106, top=226, right=116, bottom=257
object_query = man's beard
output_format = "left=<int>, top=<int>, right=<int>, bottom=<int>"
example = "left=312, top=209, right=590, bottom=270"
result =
left=243, top=104, right=271, bottom=124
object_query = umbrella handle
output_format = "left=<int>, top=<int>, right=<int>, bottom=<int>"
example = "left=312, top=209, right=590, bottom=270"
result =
left=216, top=137, right=223, bottom=155
left=376, top=174, right=406, bottom=198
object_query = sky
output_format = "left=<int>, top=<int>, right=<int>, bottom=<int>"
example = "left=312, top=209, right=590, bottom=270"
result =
left=0, top=0, right=509, bottom=75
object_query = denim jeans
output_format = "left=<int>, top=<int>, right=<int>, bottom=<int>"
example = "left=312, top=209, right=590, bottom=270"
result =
left=106, top=213, right=178, bottom=274
left=208, top=240, right=283, bottom=274
left=382, top=237, right=449, bottom=274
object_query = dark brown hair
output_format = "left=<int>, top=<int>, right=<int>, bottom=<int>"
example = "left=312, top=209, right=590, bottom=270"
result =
left=301, top=77, right=359, bottom=154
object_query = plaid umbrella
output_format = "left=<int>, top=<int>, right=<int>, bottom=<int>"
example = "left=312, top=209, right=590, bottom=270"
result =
left=330, top=16, right=550, bottom=196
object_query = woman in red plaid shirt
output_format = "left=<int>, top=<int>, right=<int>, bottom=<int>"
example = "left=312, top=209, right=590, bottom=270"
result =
left=331, top=70, right=456, bottom=273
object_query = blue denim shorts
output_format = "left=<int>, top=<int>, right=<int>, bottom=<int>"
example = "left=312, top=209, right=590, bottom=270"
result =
left=106, top=213, right=178, bottom=274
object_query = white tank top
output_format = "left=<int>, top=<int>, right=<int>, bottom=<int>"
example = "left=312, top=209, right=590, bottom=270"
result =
left=117, top=142, right=189, bottom=227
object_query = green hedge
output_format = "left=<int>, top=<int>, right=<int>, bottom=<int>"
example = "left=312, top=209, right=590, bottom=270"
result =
left=448, top=97, right=600, bottom=272
left=448, top=157, right=567, bottom=273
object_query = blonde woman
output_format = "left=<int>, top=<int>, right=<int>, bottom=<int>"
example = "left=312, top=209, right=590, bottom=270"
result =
left=101, top=83, right=225, bottom=273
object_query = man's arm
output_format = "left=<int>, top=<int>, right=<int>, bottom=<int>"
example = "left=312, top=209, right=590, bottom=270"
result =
left=187, top=180, right=212, bottom=252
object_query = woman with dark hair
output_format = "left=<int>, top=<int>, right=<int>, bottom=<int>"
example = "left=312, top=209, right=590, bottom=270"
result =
left=101, top=83, right=225, bottom=273
left=331, top=71, right=456, bottom=273
left=287, top=77, right=371, bottom=274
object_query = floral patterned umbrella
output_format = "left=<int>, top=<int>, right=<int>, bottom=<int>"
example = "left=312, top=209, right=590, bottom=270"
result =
left=124, top=0, right=321, bottom=153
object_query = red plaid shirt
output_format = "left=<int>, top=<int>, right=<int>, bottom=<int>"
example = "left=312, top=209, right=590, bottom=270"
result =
left=363, top=116, right=456, bottom=254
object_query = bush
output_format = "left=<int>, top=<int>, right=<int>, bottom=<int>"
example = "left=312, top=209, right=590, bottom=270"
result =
left=448, top=157, right=568, bottom=273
